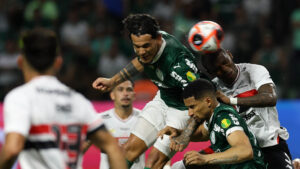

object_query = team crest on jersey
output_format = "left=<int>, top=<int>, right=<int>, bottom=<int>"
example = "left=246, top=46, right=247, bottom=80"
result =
left=101, top=114, right=111, bottom=119
left=156, top=68, right=164, bottom=81
left=210, top=131, right=216, bottom=144
left=221, top=118, right=231, bottom=128
left=186, top=71, right=196, bottom=82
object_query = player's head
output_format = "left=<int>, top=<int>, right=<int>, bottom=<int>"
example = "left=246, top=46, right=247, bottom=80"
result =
left=201, top=48, right=237, bottom=85
left=19, top=28, right=61, bottom=74
left=183, top=79, right=217, bottom=122
left=110, top=80, right=135, bottom=108
left=123, top=14, right=162, bottom=64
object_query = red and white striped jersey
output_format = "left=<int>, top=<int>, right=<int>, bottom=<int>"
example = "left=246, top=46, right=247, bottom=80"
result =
left=99, top=108, right=145, bottom=169
left=212, top=63, right=289, bottom=148
left=4, top=76, right=104, bottom=169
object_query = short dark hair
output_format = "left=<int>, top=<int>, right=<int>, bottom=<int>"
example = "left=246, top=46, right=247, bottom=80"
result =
left=21, top=28, right=59, bottom=73
left=201, top=48, right=225, bottom=67
left=123, top=14, right=160, bottom=39
left=183, top=79, right=216, bottom=100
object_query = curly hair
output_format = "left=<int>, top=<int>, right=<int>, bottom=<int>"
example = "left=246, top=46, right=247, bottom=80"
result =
left=123, top=13, right=160, bottom=39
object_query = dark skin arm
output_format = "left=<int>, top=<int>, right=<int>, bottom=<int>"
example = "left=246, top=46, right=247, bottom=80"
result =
left=217, top=83, right=277, bottom=107
left=92, top=57, right=144, bottom=92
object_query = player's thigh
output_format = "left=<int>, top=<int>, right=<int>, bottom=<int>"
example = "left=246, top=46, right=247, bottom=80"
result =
left=262, top=139, right=293, bottom=169
left=132, top=94, right=167, bottom=147
left=166, top=107, right=190, bottom=130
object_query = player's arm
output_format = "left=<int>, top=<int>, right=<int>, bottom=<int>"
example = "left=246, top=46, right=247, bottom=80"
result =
left=88, top=127, right=127, bottom=169
left=190, top=123, right=210, bottom=142
left=92, top=57, right=144, bottom=92
left=217, top=83, right=277, bottom=107
left=0, top=132, right=25, bottom=169
left=81, top=140, right=92, bottom=154
left=184, top=130, right=253, bottom=166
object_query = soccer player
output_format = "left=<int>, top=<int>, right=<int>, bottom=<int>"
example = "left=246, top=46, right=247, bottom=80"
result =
left=92, top=14, right=203, bottom=169
left=167, top=48, right=293, bottom=169
left=84, top=80, right=145, bottom=169
left=179, top=79, right=266, bottom=169
left=0, top=28, right=127, bottom=169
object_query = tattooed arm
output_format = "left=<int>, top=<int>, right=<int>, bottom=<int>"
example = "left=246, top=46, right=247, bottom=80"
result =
left=92, top=57, right=144, bottom=92
left=184, top=130, right=253, bottom=166
left=169, top=118, right=199, bottom=152
left=217, top=83, right=277, bottom=107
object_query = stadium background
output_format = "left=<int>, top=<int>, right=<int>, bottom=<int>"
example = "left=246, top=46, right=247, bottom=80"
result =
left=0, top=0, right=299, bottom=168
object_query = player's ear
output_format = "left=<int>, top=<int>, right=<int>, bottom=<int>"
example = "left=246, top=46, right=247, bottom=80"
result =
left=17, top=55, right=23, bottom=69
left=156, top=33, right=162, bottom=41
left=110, top=91, right=115, bottom=101
left=205, top=97, right=212, bottom=108
left=54, top=55, right=63, bottom=71
left=226, top=50, right=234, bottom=60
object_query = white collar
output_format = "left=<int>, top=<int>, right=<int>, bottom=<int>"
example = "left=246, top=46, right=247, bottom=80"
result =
left=151, top=38, right=166, bottom=64
left=207, top=103, right=220, bottom=126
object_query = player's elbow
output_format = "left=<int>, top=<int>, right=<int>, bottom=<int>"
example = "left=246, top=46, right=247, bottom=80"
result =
left=267, top=94, right=277, bottom=106
left=3, top=147, right=21, bottom=162
left=244, top=148, right=254, bottom=161
left=239, top=145, right=253, bottom=162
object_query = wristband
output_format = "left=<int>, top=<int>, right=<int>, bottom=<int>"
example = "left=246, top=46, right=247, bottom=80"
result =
left=230, top=97, right=238, bottom=105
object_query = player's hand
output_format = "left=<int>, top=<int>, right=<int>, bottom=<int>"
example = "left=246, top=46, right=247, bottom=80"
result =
left=170, top=132, right=190, bottom=152
left=184, top=151, right=207, bottom=166
left=92, top=77, right=114, bottom=92
left=216, top=90, right=230, bottom=105
left=157, top=126, right=181, bottom=140
left=293, top=158, right=300, bottom=169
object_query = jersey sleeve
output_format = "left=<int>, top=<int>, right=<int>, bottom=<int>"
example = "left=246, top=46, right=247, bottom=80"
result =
left=247, top=64, right=274, bottom=89
left=77, top=96, right=106, bottom=136
left=3, top=90, right=31, bottom=136
left=169, top=56, right=200, bottom=89
left=216, top=112, right=244, bottom=138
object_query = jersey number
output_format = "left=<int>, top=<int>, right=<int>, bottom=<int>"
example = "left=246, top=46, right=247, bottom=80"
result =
left=52, top=124, right=85, bottom=169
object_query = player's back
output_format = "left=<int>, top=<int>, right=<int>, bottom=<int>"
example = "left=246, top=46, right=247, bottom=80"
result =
left=4, top=76, right=99, bottom=169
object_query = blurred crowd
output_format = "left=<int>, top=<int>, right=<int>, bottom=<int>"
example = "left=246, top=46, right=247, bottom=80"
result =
left=0, top=0, right=299, bottom=100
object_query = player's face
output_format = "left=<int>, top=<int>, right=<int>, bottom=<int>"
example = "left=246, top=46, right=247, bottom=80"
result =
left=131, top=33, right=161, bottom=64
left=204, top=51, right=237, bottom=85
left=111, top=81, right=135, bottom=107
left=184, top=96, right=211, bottom=123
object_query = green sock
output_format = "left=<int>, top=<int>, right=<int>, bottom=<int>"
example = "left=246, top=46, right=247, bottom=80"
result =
left=126, top=159, right=134, bottom=168
left=144, top=168, right=151, bottom=169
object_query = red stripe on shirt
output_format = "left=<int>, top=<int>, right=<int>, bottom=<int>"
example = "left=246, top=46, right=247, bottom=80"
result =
left=235, top=89, right=258, bottom=98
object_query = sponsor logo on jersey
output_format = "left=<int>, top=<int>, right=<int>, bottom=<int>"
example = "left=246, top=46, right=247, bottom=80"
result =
left=210, top=131, right=216, bottom=144
left=102, top=114, right=112, bottom=119
left=156, top=68, right=164, bottom=81
left=186, top=71, right=196, bottom=82
left=170, top=71, right=187, bottom=86
left=185, top=59, right=198, bottom=73
left=221, top=118, right=231, bottom=128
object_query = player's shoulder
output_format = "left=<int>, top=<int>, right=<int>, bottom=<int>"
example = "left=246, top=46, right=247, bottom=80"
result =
left=237, top=63, right=268, bottom=73
left=4, top=84, right=29, bottom=103
left=132, top=108, right=142, bottom=115
left=100, top=109, right=114, bottom=120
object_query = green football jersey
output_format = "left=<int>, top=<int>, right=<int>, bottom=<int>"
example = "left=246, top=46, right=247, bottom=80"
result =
left=206, top=103, right=266, bottom=169
left=142, top=31, right=203, bottom=110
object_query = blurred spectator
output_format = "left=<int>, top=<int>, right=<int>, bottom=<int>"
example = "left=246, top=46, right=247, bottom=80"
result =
left=152, top=0, right=175, bottom=21
left=24, top=0, right=58, bottom=22
left=0, top=0, right=298, bottom=100
left=251, top=32, right=288, bottom=96
left=0, top=39, right=22, bottom=100
left=97, top=38, right=129, bottom=77
left=60, top=8, right=89, bottom=46
left=289, top=0, right=300, bottom=97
